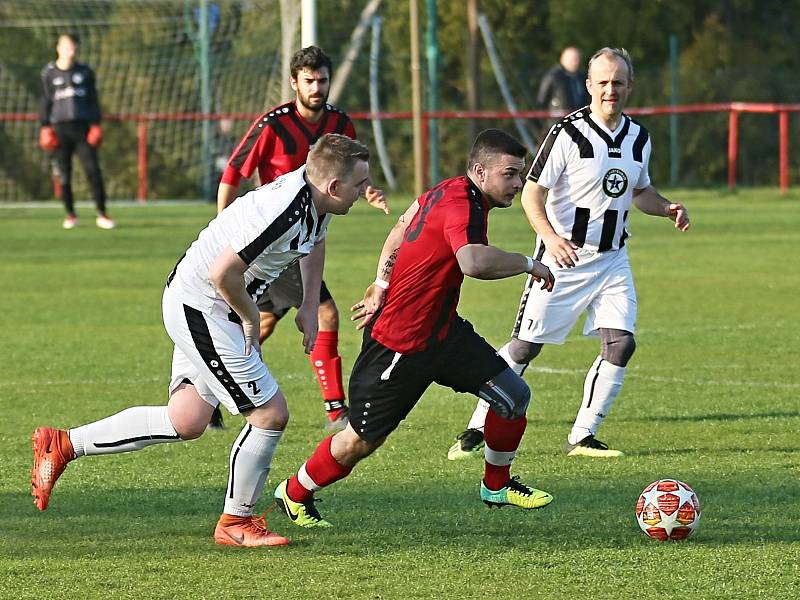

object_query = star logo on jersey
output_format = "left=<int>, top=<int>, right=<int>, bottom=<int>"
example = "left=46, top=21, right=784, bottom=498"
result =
left=603, top=168, right=628, bottom=198
left=72, top=72, right=84, bottom=84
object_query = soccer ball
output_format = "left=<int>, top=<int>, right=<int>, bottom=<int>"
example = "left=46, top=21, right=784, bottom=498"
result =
left=635, top=479, right=701, bottom=541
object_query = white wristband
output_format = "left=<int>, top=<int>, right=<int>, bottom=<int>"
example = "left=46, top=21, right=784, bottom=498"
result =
left=525, top=256, right=534, bottom=273
left=374, top=277, right=390, bottom=289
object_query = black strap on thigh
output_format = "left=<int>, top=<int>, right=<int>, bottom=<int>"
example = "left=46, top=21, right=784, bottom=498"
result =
left=477, top=367, right=531, bottom=419
left=599, top=328, right=636, bottom=367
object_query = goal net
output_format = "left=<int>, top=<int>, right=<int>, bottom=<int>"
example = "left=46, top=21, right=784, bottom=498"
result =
left=0, top=0, right=286, bottom=201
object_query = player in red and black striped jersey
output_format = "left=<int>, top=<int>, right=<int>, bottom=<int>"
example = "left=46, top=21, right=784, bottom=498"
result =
left=273, top=130, right=558, bottom=528
left=218, top=101, right=355, bottom=193
left=214, top=46, right=387, bottom=431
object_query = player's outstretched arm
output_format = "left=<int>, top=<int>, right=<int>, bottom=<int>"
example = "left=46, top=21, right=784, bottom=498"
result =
left=521, top=180, right=579, bottom=268
left=209, top=246, right=261, bottom=355
left=351, top=200, right=420, bottom=329
left=297, top=240, right=325, bottom=353
left=216, top=182, right=239, bottom=214
left=455, top=244, right=554, bottom=290
left=633, top=186, right=691, bottom=231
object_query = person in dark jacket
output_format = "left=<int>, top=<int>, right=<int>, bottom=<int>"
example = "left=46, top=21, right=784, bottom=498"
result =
left=40, top=32, right=114, bottom=230
left=537, top=46, right=590, bottom=115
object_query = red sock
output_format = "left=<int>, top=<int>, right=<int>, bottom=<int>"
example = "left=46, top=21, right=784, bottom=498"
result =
left=286, top=435, right=353, bottom=502
left=310, top=330, right=347, bottom=420
left=483, top=409, right=527, bottom=490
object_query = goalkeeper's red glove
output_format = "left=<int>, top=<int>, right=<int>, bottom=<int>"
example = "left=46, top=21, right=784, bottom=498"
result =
left=87, top=124, right=103, bottom=148
left=39, top=126, right=59, bottom=152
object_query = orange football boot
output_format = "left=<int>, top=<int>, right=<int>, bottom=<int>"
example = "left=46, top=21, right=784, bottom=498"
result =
left=31, top=427, right=76, bottom=511
left=214, top=513, right=290, bottom=547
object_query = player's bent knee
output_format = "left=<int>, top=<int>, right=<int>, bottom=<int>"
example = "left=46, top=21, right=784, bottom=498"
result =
left=245, top=391, right=289, bottom=430
left=600, top=329, right=636, bottom=367
left=168, top=385, right=214, bottom=439
left=170, top=413, right=209, bottom=440
left=508, top=338, right=543, bottom=364
left=478, top=368, right=531, bottom=419
left=331, top=426, right=382, bottom=466
left=318, top=299, right=339, bottom=330
left=259, top=312, right=279, bottom=342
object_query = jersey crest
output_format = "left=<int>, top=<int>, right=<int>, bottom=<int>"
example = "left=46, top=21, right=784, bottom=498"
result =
left=528, top=110, right=652, bottom=252
left=603, top=168, right=628, bottom=198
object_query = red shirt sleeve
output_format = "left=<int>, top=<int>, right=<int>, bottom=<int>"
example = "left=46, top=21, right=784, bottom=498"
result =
left=220, top=116, right=276, bottom=186
left=344, top=118, right=357, bottom=140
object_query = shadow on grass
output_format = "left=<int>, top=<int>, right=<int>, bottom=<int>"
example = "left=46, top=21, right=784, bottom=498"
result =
left=3, top=473, right=799, bottom=558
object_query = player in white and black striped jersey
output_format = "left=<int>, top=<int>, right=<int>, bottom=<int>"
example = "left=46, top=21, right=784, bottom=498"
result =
left=31, top=134, right=371, bottom=548
left=449, top=47, right=691, bottom=460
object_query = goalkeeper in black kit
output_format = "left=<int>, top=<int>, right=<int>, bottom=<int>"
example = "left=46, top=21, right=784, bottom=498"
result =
left=40, top=32, right=115, bottom=230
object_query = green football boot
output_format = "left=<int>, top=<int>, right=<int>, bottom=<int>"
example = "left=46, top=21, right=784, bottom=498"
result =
left=564, top=435, right=624, bottom=458
left=447, top=428, right=485, bottom=460
left=274, top=479, right=333, bottom=528
left=480, top=476, right=554, bottom=510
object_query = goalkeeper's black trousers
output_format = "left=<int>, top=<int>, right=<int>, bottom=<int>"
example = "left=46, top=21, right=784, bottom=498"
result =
left=52, top=121, right=107, bottom=216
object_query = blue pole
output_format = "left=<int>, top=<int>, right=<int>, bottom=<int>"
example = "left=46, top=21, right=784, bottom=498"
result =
left=425, top=0, right=439, bottom=184
left=669, top=35, right=679, bottom=187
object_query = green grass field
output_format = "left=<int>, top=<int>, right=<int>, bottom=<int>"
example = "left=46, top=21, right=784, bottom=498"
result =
left=1, top=189, right=799, bottom=599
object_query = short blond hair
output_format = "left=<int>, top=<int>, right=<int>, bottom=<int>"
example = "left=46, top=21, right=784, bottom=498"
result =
left=306, top=134, right=369, bottom=181
left=588, top=47, right=634, bottom=82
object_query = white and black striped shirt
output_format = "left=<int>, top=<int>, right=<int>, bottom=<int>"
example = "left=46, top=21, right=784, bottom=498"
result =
left=170, top=166, right=330, bottom=315
left=529, top=107, right=651, bottom=252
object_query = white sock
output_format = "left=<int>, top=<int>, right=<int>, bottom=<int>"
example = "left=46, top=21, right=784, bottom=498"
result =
left=498, top=342, right=527, bottom=375
left=569, top=356, right=626, bottom=444
left=69, top=406, right=180, bottom=457
left=484, top=445, right=516, bottom=468
left=223, top=424, right=283, bottom=517
left=467, top=399, right=490, bottom=431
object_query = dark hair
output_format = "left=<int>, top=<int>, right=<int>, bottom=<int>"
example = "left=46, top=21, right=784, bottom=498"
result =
left=307, top=133, right=369, bottom=181
left=57, top=32, right=81, bottom=46
left=467, top=129, right=527, bottom=169
left=290, top=46, right=333, bottom=79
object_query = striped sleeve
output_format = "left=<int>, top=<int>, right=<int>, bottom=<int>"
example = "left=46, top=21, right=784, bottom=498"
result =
left=634, top=130, right=652, bottom=189
left=528, top=123, right=568, bottom=188
left=444, top=197, right=487, bottom=253
left=220, top=113, right=276, bottom=186
left=528, top=122, right=561, bottom=182
left=234, top=187, right=307, bottom=264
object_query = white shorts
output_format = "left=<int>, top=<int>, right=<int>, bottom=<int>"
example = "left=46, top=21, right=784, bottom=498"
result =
left=512, top=245, right=637, bottom=345
left=162, top=284, right=279, bottom=415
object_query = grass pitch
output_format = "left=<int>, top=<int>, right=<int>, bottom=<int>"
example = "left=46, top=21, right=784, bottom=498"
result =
left=1, top=189, right=798, bottom=599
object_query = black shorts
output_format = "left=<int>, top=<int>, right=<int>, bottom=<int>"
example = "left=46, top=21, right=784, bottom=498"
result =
left=348, top=316, right=507, bottom=442
left=256, top=262, right=333, bottom=318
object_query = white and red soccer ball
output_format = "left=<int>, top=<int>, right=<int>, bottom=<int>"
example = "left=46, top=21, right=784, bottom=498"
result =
left=635, top=479, right=701, bottom=541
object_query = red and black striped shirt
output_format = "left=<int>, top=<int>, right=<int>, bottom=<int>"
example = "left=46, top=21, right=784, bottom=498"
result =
left=372, top=176, right=489, bottom=354
left=221, top=101, right=357, bottom=187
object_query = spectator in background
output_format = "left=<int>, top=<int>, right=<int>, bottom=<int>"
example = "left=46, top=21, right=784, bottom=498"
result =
left=537, top=46, right=590, bottom=116
left=40, top=32, right=114, bottom=230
